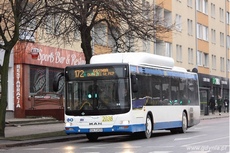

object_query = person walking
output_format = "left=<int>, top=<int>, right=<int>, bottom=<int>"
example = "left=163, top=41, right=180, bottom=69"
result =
left=217, top=95, right=223, bottom=115
left=223, top=97, right=229, bottom=113
left=209, top=95, right=215, bottom=114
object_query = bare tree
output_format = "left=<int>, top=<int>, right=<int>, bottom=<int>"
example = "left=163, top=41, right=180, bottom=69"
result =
left=0, top=0, right=48, bottom=138
left=0, top=0, right=173, bottom=138
left=43, top=0, right=173, bottom=64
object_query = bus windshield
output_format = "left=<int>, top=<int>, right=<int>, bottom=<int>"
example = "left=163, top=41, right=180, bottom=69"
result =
left=66, top=78, right=130, bottom=116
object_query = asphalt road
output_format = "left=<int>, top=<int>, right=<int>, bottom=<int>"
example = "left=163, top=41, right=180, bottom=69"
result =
left=1, top=117, right=229, bottom=153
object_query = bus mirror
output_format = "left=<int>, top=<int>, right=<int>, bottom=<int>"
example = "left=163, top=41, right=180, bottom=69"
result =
left=53, top=72, right=64, bottom=92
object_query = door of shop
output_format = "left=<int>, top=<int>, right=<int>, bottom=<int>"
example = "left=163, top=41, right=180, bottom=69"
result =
left=200, top=88, right=210, bottom=115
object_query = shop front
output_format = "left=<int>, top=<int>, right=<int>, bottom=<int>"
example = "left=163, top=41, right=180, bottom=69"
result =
left=198, top=73, right=229, bottom=114
left=14, top=42, right=85, bottom=120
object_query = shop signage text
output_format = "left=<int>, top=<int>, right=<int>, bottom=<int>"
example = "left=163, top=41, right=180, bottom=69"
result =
left=15, top=65, right=21, bottom=108
left=36, top=49, right=85, bottom=65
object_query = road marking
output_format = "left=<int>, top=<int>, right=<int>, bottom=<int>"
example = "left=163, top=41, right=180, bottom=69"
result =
left=149, top=151, right=173, bottom=153
left=24, top=148, right=47, bottom=150
left=115, top=146, right=141, bottom=149
left=174, top=134, right=206, bottom=141
left=146, top=146, right=174, bottom=148
left=186, top=151, right=210, bottom=153
left=81, top=146, right=104, bottom=149
left=182, top=136, right=229, bottom=147
left=193, top=126, right=211, bottom=130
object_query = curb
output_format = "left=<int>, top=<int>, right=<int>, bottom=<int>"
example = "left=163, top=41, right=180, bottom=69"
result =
left=200, top=114, right=229, bottom=120
left=0, top=135, right=85, bottom=149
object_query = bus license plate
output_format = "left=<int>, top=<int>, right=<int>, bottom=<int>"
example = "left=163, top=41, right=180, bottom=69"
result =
left=89, top=128, right=103, bottom=132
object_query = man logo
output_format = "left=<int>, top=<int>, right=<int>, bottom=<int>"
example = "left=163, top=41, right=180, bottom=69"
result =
left=89, top=122, right=102, bottom=125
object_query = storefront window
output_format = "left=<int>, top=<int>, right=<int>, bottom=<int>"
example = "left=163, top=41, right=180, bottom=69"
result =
left=30, top=66, right=63, bottom=94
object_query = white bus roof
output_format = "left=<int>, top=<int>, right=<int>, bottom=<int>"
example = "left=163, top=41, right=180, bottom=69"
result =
left=90, top=52, right=175, bottom=69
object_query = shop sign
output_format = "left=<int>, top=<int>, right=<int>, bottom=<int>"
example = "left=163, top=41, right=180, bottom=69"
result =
left=212, top=78, right=220, bottom=85
left=203, top=77, right=210, bottom=82
left=37, top=49, right=85, bottom=65
left=15, top=65, right=21, bottom=108
left=221, top=80, right=228, bottom=85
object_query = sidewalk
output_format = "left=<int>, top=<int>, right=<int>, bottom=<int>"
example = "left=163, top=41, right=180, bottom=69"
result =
left=0, top=113, right=229, bottom=149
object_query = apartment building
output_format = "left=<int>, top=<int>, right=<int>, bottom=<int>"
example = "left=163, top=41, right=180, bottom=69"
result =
left=151, top=0, right=230, bottom=111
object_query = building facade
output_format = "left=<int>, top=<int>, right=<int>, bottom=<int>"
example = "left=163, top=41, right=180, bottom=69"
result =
left=152, top=0, right=230, bottom=111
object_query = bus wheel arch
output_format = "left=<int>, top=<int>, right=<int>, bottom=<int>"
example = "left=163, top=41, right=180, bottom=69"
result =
left=144, top=112, right=154, bottom=139
left=179, top=110, right=188, bottom=133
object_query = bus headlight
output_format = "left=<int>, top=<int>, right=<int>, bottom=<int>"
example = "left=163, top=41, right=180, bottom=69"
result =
left=66, top=122, right=72, bottom=127
left=121, top=120, right=130, bottom=125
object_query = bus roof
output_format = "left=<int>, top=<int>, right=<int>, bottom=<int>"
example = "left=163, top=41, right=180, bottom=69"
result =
left=90, top=52, right=175, bottom=69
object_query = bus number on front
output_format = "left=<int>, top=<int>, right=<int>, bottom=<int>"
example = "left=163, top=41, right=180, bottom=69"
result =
left=75, top=70, right=84, bottom=78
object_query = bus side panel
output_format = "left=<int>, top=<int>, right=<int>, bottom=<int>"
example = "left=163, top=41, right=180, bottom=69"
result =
left=144, top=106, right=200, bottom=130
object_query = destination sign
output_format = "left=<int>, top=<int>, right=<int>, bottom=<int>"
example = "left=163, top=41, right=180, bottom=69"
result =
left=74, top=68, right=115, bottom=78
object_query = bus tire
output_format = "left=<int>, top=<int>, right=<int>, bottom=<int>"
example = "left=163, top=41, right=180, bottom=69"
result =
left=144, top=114, right=152, bottom=139
left=86, top=133, right=99, bottom=142
left=178, top=112, right=187, bottom=133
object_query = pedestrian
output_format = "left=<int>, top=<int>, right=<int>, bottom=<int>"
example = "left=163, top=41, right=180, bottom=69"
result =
left=209, top=95, right=215, bottom=114
left=223, top=97, right=229, bottom=113
left=217, top=95, right=223, bottom=115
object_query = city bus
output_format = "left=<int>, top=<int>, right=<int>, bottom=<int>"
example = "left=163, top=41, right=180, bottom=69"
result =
left=53, top=52, right=200, bottom=141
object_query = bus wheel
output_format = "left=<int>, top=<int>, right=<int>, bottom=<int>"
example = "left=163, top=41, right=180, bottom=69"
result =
left=144, top=114, right=152, bottom=139
left=178, top=112, right=187, bottom=133
left=86, top=133, right=99, bottom=142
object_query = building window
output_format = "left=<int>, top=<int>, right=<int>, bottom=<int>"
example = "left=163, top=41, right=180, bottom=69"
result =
left=211, top=29, right=216, bottom=44
left=30, top=66, right=63, bottom=94
left=203, top=53, right=208, bottom=67
left=46, top=15, right=60, bottom=35
left=227, top=59, right=230, bottom=72
left=197, top=51, right=208, bottom=67
left=188, top=48, right=193, bottom=64
left=211, top=55, right=216, bottom=70
left=187, top=19, right=193, bottom=36
left=219, top=8, right=224, bottom=22
left=74, top=29, right=80, bottom=40
left=187, top=0, right=193, bottom=8
left=211, top=3, right=215, bottom=18
left=227, top=35, right=230, bottom=49
left=175, top=14, right=182, bottom=31
left=19, top=19, right=36, bottom=42
left=220, top=32, right=224, bottom=47
left=142, top=40, right=150, bottom=53
left=196, top=0, right=208, bottom=14
left=227, top=12, right=230, bottom=25
left=164, top=10, right=172, bottom=28
left=176, top=44, right=182, bottom=62
left=142, top=0, right=150, bottom=19
left=220, top=57, right=225, bottom=72
left=94, top=23, right=107, bottom=46
left=197, top=24, right=208, bottom=41
left=197, top=51, right=202, bottom=66
left=165, top=42, right=172, bottom=57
